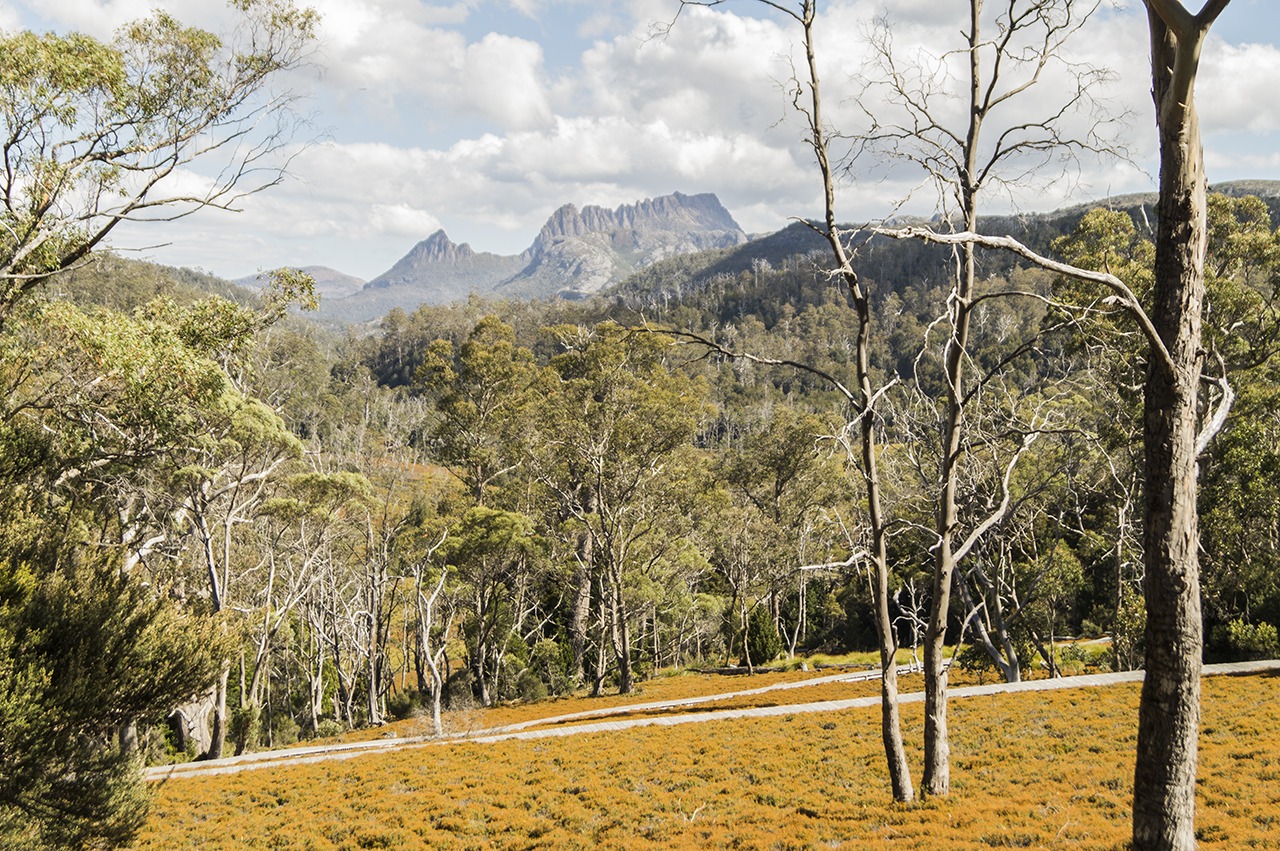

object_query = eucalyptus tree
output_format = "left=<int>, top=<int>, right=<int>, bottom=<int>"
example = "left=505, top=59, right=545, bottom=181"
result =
left=535, top=322, right=712, bottom=694
left=415, top=315, right=548, bottom=505
left=0, top=0, right=318, bottom=330
left=1128, top=5, right=1233, bottom=844
left=668, top=0, right=1117, bottom=800
left=846, top=0, right=1125, bottom=795
left=445, top=506, right=546, bottom=707
left=0, top=298, right=248, bottom=844
left=718, top=406, right=849, bottom=657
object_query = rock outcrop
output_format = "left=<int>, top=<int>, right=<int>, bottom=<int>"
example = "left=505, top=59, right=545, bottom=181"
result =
left=322, top=192, right=747, bottom=320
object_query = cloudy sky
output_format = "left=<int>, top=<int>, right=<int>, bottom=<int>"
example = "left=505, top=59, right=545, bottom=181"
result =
left=3, top=0, right=1279, bottom=282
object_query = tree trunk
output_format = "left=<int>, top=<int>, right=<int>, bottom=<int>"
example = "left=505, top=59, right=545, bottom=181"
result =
left=570, top=508, right=594, bottom=681
left=118, top=718, right=138, bottom=758
left=592, top=586, right=609, bottom=697
left=854, top=272, right=915, bottom=803
left=1132, top=5, right=1224, bottom=846
left=205, top=663, right=230, bottom=760
left=611, top=574, right=634, bottom=694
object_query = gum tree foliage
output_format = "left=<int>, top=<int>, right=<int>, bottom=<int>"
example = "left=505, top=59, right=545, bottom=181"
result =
left=0, top=1, right=316, bottom=840
left=535, top=322, right=712, bottom=695
left=0, top=295, right=254, bottom=848
left=0, top=0, right=318, bottom=330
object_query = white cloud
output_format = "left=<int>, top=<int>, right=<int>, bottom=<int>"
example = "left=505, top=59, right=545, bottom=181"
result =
left=462, top=33, right=554, bottom=129
left=1199, top=40, right=1280, bottom=133
left=12, top=0, right=1279, bottom=283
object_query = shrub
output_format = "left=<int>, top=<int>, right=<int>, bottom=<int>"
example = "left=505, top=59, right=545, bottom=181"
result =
left=743, top=607, right=782, bottom=668
left=516, top=670, right=547, bottom=703
left=528, top=638, right=574, bottom=696
left=271, top=714, right=300, bottom=748
left=957, top=643, right=995, bottom=684
left=229, top=704, right=261, bottom=754
left=1212, top=619, right=1280, bottom=662
left=387, top=689, right=420, bottom=721
left=314, top=718, right=344, bottom=740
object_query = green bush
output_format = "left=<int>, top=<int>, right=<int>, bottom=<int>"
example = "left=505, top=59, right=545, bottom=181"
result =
left=516, top=669, right=547, bottom=703
left=229, top=704, right=261, bottom=754
left=743, top=606, right=782, bottom=667
left=528, top=637, right=574, bottom=695
left=957, top=643, right=996, bottom=684
left=387, top=689, right=420, bottom=720
left=1213, top=619, right=1280, bottom=661
left=271, top=713, right=300, bottom=748
left=314, top=718, right=344, bottom=740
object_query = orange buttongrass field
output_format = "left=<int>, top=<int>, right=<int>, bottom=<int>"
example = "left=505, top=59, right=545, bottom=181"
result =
left=136, top=670, right=1280, bottom=849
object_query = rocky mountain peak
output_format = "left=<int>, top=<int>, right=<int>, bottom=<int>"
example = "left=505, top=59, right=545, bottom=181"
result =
left=410, top=230, right=475, bottom=264
left=531, top=192, right=742, bottom=253
left=330, top=191, right=748, bottom=317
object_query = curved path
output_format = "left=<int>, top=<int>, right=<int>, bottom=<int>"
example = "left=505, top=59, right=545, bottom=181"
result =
left=147, top=659, right=1280, bottom=781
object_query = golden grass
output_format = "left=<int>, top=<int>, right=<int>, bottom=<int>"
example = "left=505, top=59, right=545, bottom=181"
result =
left=138, top=672, right=1280, bottom=850
left=327, top=665, right=887, bottom=743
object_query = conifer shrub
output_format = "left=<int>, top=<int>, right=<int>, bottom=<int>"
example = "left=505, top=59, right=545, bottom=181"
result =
left=744, top=607, right=782, bottom=667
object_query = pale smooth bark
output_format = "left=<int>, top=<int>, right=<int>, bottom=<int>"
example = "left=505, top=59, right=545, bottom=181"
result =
left=788, top=0, right=915, bottom=802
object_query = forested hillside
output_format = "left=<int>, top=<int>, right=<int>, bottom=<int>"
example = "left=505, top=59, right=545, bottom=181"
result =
left=5, top=187, right=1279, bottom=846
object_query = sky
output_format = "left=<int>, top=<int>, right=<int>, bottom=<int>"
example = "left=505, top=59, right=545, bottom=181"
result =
left=3, top=0, right=1279, bottom=282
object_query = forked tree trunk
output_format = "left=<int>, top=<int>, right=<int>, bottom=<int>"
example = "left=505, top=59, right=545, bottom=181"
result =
left=1133, top=3, right=1229, bottom=848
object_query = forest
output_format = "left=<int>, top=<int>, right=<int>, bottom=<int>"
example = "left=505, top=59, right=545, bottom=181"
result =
left=0, top=0, right=1262, bottom=849
left=4, top=187, right=1279, bottom=846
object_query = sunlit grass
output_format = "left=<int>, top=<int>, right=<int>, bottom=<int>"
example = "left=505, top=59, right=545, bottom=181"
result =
left=139, top=671, right=1280, bottom=849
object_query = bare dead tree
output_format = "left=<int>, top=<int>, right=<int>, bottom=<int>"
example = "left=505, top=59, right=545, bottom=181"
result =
left=848, top=0, right=1131, bottom=797
left=668, top=0, right=916, bottom=800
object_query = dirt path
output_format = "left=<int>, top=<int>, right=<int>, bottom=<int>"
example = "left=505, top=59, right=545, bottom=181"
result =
left=147, top=658, right=1280, bottom=781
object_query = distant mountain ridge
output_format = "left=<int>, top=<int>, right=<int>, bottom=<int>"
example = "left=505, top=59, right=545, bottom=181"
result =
left=322, top=192, right=746, bottom=321
left=236, top=265, right=365, bottom=301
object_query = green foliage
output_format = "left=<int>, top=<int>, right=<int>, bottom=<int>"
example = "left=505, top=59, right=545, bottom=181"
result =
left=229, top=703, right=262, bottom=755
left=314, top=719, right=345, bottom=740
left=1109, top=587, right=1147, bottom=673
left=0, top=0, right=318, bottom=325
left=957, top=643, right=997, bottom=684
left=0, top=550, right=226, bottom=849
left=743, top=606, right=782, bottom=668
left=1210, top=619, right=1280, bottom=663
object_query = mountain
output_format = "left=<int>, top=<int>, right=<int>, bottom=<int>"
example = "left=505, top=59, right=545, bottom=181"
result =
left=497, top=192, right=747, bottom=300
left=321, top=192, right=747, bottom=322
left=236, top=265, right=366, bottom=301
left=356, top=231, right=527, bottom=313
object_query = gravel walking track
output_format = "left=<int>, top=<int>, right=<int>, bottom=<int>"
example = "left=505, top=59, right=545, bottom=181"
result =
left=147, top=658, right=1280, bottom=781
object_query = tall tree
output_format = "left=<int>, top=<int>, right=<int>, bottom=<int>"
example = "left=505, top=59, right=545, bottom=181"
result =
left=1133, top=2, right=1231, bottom=848
left=537, top=323, right=710, bottom=694
left=0, top=0, right=317, bottom=329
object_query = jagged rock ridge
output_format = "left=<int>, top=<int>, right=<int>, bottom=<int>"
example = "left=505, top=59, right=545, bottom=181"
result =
left=503, top=193, right=747, bottom=299
left=321, top=192, right=746, bottom=321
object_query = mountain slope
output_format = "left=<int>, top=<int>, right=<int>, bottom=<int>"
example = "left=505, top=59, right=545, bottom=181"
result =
left=320, top=192, right=747, bottom=321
